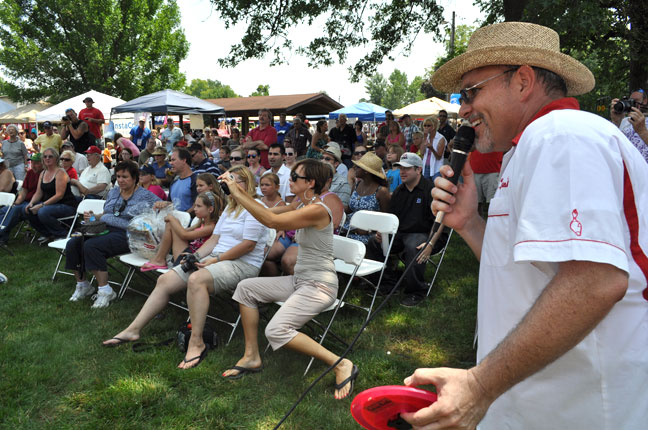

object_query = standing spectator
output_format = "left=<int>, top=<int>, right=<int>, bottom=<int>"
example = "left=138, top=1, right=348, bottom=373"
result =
left=61, top=109, right=95, bottom=154
left=76, top=98, right=102, bottom=142
left=421, top=117, right=446, bottom=180
left=0, top=153, right=43, bottom=245
left=386, top=120, right=406, bottom=150
left=401, top=114, right=420, bottom=149
left=354, top=120, right=367, bottom=145
left=70, top=146, right=111, bottom=199
left=160, top=118, right=183, bottom=153
left=34, top=121, right=62, bottom=153
left=274, top=113, right=292, bottom=145
left=307, top=120, right=329, bottom=159
left=285, top=117, right=312, bottom=158
left=328, top=114, right=356, bottom=166
left=436, top=109, right=455, bottom=162
left=377, top=110, right=395, bottom=139
left=261, top=143, right=294, bottom=202
left=189, top=142, right=220, bottom=177
left=243, top=108, right=277, bottom=169
left=321, top=144, right=351, bottom=209
left=113, top=133, right=141, bottom=158
left=78, top=97, right=105, bottom=144
left=138, top=138, right=157, bottom=165
left=1, top=124, right=28, bottom=180
left=228, top=128, right=242, bottom=148
left=470, top=150, right=503, bottom=218
left=610, top=89, right=648, bottom=163
left=18, top=128, right=35, bottom=154
left=129, top=117, right=152, bottom=151
left=61, top=141, right=88, bottom=175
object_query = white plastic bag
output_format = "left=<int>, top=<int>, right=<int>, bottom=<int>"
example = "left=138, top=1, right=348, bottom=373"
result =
left=127, top=204, right=174, bottom=259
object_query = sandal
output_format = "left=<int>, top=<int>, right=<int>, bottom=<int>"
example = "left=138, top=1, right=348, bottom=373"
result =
left=140, top=262, right=167, bottom=272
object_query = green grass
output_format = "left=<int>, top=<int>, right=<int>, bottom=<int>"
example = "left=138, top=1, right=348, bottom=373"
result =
left=0, top=234, right=478, bottom=429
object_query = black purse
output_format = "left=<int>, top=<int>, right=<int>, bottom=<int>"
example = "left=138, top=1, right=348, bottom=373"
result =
left=176, top=321, right=219, bottom=352
left=75, top=220, right=109, bottom=236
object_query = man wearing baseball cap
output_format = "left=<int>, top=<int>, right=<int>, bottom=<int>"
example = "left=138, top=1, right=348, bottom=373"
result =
left=403, top=22, right=648, bottom=429
left=70, top=146, right=111, bottom=199
left=129, top=116, right=152, bottom=151
left=78, top=96, right=105, bottom=144
left=34, top=121, right=62, bottom=153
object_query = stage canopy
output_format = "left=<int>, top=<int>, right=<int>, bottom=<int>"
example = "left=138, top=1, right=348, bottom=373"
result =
left=112, top=89, right=224, bottom=116
left=328, top=102, right=389, bottom=122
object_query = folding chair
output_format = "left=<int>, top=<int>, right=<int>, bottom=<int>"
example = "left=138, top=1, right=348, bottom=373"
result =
left=340, top=210, right=399, bottom=320
left=0, top=192, right=16, bottom=255
left=48, top=199, right=106, bottom=281
left=426, top=229, right=453, bottom=296
left=15, top=180, right=23, bottom=193
left=272, top=235, right=365, bottom=376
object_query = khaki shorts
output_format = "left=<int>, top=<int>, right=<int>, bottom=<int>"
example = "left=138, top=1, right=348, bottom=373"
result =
left=172, top=254, right=260, bottom=295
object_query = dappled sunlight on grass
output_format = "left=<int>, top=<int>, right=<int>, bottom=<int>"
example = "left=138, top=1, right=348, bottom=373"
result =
left=388, top=338, right=449, bottom=366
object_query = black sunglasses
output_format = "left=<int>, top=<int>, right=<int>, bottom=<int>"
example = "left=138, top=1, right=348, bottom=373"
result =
left=285, top=152, right=295, bottom=156
left=231, top=156, right=243, bottom=161
left=353, top=151, right=367, bottom=156
left=113, top=199, right=128, bottom=217
left=290, top=171, right=308, bottom=182
left=247, top=154, right=257, bottom=159
left=60, top=158, right=72, bottom=162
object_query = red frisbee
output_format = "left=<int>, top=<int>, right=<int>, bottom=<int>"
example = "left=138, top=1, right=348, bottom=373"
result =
left=350, top=385, right=437, bottom=430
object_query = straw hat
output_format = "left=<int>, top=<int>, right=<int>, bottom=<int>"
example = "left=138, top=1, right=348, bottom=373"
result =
left=151, top=147, right=167, bottom=156
left=352, top=152, right=386, bottom=180
left=431, top=22, right=594, bottom=96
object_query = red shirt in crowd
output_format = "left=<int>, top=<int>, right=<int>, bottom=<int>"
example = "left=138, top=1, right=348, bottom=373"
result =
left=469, top=150, right=503, bottom=174
left=78, top=107, right=105, bottom=138
left=247, top=125, right=277, bottom=169
left=22, top=168, right=40, bottom=201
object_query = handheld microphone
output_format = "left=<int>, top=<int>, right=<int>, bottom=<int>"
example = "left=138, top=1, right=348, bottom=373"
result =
left=427, top=125, right=475, bottom=242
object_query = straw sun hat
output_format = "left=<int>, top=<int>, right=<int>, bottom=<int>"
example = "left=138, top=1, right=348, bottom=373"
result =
left=352, top=152, right=386, bottom=180
left=431, top=22, right=595, bottom=96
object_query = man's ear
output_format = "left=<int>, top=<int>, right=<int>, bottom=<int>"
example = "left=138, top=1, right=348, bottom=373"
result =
left=515, top=65, right=536, bottom=101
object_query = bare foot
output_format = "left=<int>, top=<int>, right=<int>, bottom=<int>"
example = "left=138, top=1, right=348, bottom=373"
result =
left=222, top=355, right=263, bottom=378
left=333, top=359, right=357, bottom=400
left=102, top=329, right=139, bottom=346
left=178, top=342, right=208, bottom=369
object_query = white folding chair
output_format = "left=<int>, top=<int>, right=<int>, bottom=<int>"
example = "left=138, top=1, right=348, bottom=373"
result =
left=340, top=210, right=399, bottom=320
left=15, top=180, right=23, bottom=193
left=425, top=229, right=453, bottom=296
left=48, top=199, right=106, bottom=281
left=272, top=235, right=365, bottom=376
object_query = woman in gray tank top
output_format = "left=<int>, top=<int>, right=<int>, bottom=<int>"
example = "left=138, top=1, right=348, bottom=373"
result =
left=220, top=159, right=359, bottom=400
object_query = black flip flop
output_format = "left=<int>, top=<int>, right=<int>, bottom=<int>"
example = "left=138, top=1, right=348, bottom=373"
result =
left=334, top=365, right=359, bottom=399
left=181, top=346, right=209, bottom=369
left=223, top=365, right=264, bottom=380
left=102, top=337, right=133, bottom=348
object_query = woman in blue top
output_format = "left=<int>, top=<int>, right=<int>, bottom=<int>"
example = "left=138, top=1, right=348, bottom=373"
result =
left=67, top=161, right=160, bottom=309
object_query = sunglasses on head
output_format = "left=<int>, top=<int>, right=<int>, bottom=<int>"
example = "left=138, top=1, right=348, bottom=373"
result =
left=231, top=156, right=243, bottom=161
left=353, top=151, right=367, bottom=156
left=290, top=171, right=308, bottom=182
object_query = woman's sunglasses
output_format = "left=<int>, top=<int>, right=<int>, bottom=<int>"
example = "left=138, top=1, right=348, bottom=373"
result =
left=113, top=199, right=128, bottom=217
left=60, top=158, right=72, bottom=162
left=353, top=151, right=367, bottom=157
left=247, top=154, right=257, bottom=159
left=231, top=156, right=243, bottom=161
left=290, top=171, right=308, bottom=182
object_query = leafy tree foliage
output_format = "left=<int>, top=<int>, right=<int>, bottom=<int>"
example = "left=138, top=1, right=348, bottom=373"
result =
left=185, top=79, right=239, bottom=99
left=210, top=0, right=446, bottom=82
left=471, top=0, right=648, bottom=113
left=0, top=0, right=189, bottom=103
left=250, top=84, right=270, bottom=97
left=364, top=69, right=425, bottom=109
left=422, top=25, right=475, bottom=98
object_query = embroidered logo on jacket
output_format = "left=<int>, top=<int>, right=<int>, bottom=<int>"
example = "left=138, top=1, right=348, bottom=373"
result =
left=570, top=209, right=582, bottom=236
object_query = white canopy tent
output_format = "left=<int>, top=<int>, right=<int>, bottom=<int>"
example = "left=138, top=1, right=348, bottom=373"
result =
left=36, top=90, right=130, bottom=122
left=0, top=101, right=51, bottom=123
left=393, top=97, right=460, bottom=118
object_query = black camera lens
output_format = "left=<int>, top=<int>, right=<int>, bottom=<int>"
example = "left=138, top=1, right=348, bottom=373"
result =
left=219, top=180, right=230, bottom=195
left=613, top=97, right=636, bottom=114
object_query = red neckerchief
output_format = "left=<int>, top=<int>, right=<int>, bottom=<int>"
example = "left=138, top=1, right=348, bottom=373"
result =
left=511, top=97, right=580, bottom=146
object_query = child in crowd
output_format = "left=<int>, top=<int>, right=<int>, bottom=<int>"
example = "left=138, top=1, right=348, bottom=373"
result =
left=259, top=173, right=286, bottom=209
left=140, top=191, right=223, bottom=271
left=195, top=173, right=224, bottom=199
left=410, top=131, right=424, bottom=155
left=385, top=144, right=404, bottom=193
left=140, top=164, right=167, bottom=200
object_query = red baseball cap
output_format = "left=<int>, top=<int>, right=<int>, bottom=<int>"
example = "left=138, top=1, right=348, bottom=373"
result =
left=176, top=140, right=188, bottom=147
left=85, top=146, right=102, bottom=154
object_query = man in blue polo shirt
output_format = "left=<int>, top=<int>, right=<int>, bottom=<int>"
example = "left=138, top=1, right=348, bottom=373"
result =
left=129, top=116, right=152, bottom=151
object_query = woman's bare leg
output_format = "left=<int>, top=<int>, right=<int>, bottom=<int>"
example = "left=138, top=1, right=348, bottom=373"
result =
left=281, top=246, right=299, bottom=275
left=221, top=304, right=263, bottom=377
left=178, top=268, right=215, bottom=369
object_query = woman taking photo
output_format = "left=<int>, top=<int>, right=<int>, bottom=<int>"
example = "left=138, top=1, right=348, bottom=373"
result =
left=25, top=147, right=77, bottom=242
left=67, top=161, right=160, bottom=308
left=220, top=159, right=358, bottom=400
left=103, top=166, right=267, bottom=370
left=306, top=120, right=329, bottom=159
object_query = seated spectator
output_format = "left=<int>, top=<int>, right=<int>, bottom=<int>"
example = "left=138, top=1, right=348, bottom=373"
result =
left=230, top=149, right=245, bottom=168
left=67, top=161, right=161, bottom=308
left=70, top=146, right=111, bottom=199
left=60, top=150, right=78, bottom=180
left=217, top=145, right=231, bottom=172
left=228, top=128, right=241, bottom=148
left=259, top=173, right=286, bottom=209
left=347, top=145, right=367, bottom=186
left=0, top=153, right=43, bottom=245
left=324, top=142, right=348, bottom=177
left=139, top=164, right=167, bottom=200
left=307, top=120, right=329, bottom=159
left=321, top=145, right=351, bottom=209
left=386, top=145, right=404, bottom=192
left=154, top=148, right=196, bottom=212
left=25, top=148, right=77, bottom=243
left=102, top=142, right=114, bottom=169
left=284, top=145, right=297, bottom=170
left=340, top=152, right=390, bottom=244
left=220, top=160, right=357, bottom=399
left=262, top=143, right=294, bottom=202
left=113, top=133, right=141, bottom=158
left=102, top=166, right=266, bottom=370
left=118, top=147, right=134, bottom=163
left=61, top=141, right=89, bottom=175
left=246, top=148, right=265, bottom=184
left=365, top=152, right=435, bottom=307
left=195, top=172, right=225, bottom=199
left=0, top=157, right=16, bottom=193
left=138, top=137, right=157, bottom=166
left=140, top=191, right=223, bottom=271
left=189, top=142, right=220, bottom=177
left=34, top=121, right=62, bottom=153
left=149, top=147, right=171, bottom=184
left=409, top=131, right=424, bottom=155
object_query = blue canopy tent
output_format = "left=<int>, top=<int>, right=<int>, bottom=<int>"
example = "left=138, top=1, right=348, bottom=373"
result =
left=111, top=89, right=225, bottom=116
left=328, top=102, right=388, bottom=122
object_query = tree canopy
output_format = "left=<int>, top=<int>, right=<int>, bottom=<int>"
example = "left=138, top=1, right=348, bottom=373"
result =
left=363, top=69, right=425, bottom=110
left=0, top=0, right=189, bottom=103
left=249, top=84, right=270, bottom=97
left=210, top=0, right=446, bottom=82
left=185, top=79, right=239, bottom=99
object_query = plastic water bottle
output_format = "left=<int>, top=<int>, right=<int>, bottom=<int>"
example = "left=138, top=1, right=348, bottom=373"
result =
left=89, top=212, right=96, bottom=222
